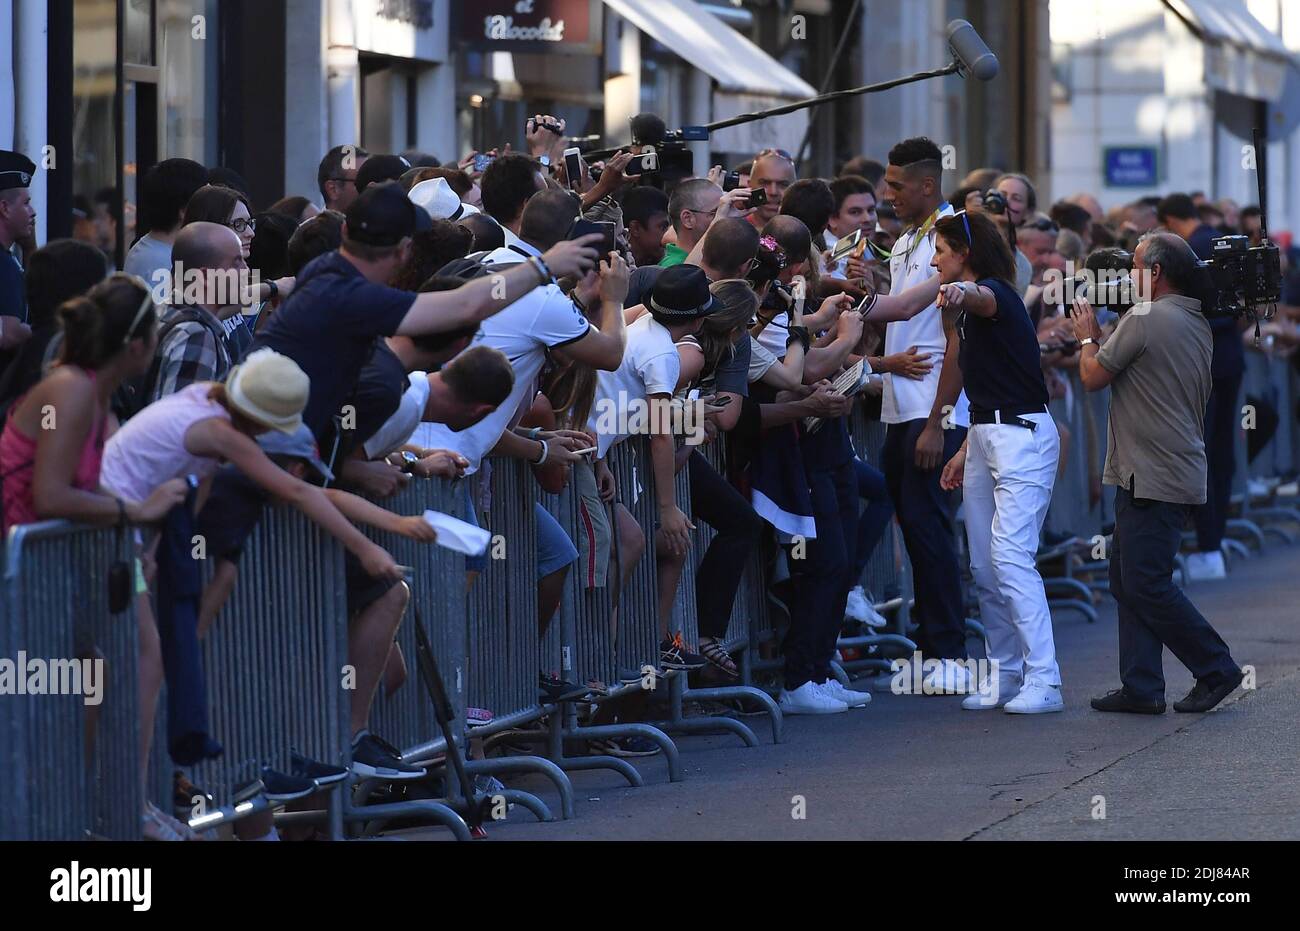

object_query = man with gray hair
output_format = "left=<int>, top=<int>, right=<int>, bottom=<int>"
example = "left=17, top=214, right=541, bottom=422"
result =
left=661, top=178, right=722, bottom=268
left=1071, top=231, right=1244, bottom=715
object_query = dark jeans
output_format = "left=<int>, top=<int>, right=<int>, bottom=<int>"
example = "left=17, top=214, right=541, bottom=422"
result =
left=688, top=450, right=762, bottom=639
left=881, top=419, right=968, bottom=659
left=1110, top=485, right=1240, bottom=701
left=852, top=457, right=894, bottom=582
left=1194, top=370, right=1243, bottom=552
left=784, top=458, right=858, bottom=690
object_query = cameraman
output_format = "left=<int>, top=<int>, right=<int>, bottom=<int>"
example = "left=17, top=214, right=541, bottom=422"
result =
left=1072, top=232, right=1244, bottom=715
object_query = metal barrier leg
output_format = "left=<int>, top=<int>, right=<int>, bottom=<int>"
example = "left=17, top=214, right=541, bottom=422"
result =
left=557, top=722, right=682, bottom=782
left=341, top=793, right=472, bottom=841
left=639, top=672, right=763, bottom=747
left=461, top=756, right=573, bottom=820
left=679, top=683, right=784, bottom=744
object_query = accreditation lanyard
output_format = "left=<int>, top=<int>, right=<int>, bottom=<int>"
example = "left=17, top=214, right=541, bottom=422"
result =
left=897, top=202, right=949, bottom=268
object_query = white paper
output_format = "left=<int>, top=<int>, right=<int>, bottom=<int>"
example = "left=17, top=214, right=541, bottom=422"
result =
left=423, top=510, right=492, bottom=556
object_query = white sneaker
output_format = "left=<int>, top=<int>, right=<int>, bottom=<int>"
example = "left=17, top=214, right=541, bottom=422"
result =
left=961, top=676, right=1020, bottom=710
left=919, top=658, right=976, bottom=694
left=818, top=679, right=871, bottom=708
left=1003, top=681, right=1064, bottom=714
left=1185, top=550, right=1227, bottom=582
left=845, top=586, right=890, bottom=629
left=778, top=681, right=848, bottom=714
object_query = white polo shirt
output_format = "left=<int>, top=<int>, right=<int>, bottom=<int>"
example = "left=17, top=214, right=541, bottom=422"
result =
left=881, top=203, right=969, bottom=427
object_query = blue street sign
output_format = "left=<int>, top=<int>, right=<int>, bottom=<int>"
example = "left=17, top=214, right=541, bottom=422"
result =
left=1104, top=146, right=1159, bottom=187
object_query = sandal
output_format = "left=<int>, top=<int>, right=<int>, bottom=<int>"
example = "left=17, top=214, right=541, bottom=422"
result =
left=699, top=637, right=738, bottom=678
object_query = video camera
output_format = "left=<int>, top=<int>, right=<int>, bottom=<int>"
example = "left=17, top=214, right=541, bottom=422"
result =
left=1068, top=248, right=1137, bottom=315
left=611, top=113, right=707, bottom=188
left=1200, top=233, right=1281, bottom=318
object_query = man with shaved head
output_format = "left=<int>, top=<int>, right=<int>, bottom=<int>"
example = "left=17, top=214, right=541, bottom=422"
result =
left=150, top=220, right=251, bottom=400
left=747, top=149, right=796, bottom=229
left=661, top=178, right=722, bottom=267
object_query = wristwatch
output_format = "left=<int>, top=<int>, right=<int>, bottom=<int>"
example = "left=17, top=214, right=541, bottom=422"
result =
left=538, top=155, right=552, bottom=169
left=1080, top=336, right=1097, bottom=347
left=399, top=450, right=419, bottom=472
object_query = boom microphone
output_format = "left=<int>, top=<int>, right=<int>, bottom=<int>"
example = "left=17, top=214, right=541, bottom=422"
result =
left=946, top=19, right=999, bottom=81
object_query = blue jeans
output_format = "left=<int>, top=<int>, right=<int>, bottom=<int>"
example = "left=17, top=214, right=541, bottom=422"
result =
left=463, top=484, right=577, bottom=577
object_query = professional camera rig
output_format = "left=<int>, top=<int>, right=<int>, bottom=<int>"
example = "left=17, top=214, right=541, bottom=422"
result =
left=1200, top=128, right=1280, bottom=320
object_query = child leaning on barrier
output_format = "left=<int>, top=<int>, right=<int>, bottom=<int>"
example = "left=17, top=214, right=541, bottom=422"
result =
left=97, top=345, right=406, bottom=838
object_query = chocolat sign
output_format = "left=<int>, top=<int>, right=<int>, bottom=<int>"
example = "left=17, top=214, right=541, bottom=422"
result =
left=458, top=0, right=600, bottom=52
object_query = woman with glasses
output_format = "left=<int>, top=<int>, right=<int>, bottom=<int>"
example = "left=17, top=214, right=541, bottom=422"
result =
left=182, top=184, right=294, bottom=333
left=930, top=209, right=1064, bottom=714
left=0, top=274, right=193, bottom=838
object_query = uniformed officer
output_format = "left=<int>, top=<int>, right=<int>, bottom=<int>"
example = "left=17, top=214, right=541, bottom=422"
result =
left=0, top=150, right=37, bottom=357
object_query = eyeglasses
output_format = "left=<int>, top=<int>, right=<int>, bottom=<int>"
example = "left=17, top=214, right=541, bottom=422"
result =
left=684, top=206, right=718, bottom=220
left=1022, top=218, right=1059, bottom=235
left=756, top=148, right=794, bottom=162
left=229, top=217, right=256, bottom=234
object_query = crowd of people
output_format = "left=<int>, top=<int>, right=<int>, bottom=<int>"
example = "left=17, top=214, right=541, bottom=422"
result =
left=0, top=111, right=1295, bottom=839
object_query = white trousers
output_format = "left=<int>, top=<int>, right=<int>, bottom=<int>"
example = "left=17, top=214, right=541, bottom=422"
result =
left=963, top=413, right=1061, bottom=687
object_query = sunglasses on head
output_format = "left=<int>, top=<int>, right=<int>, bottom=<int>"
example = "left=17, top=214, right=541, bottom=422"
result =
left=950, top=209, right=974, bottom=244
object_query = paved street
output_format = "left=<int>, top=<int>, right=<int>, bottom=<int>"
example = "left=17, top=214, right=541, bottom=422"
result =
left=413, top=538, right=1300, bottom=841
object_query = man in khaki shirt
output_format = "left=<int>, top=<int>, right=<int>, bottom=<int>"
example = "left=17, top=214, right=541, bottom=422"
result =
left=1072, top=232, right=1242, bottom=714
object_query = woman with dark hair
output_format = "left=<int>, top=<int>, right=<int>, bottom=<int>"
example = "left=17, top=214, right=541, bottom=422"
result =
left=0, top=239, right=108, bottom=415
left=267, top=195, right=319, bottom=225
left=183, top=184, right=255, bottom=258
left=390, top=220, right=474, bottom=291
left=931, top=209, right=1063, bottom=715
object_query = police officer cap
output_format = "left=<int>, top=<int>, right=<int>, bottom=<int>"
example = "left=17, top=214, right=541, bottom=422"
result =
left=0, top=151, right=36, bottom=192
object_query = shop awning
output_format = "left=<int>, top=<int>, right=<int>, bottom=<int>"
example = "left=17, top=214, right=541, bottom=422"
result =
left=1162, top=0, right=1295, bottom=101
left=602, top=0, right=815, bottom=99
left=602, top=0, right=816, bottom=152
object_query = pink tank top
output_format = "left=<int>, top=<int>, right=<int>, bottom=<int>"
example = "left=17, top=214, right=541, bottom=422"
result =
left=1, top=370, right=108, bottom=532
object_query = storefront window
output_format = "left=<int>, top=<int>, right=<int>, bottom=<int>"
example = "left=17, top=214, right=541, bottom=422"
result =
left=160, top=0, right=219, bottom=165
left=124, top=0, right=155, bottom=66
left=73, top=0, right=121, bottom=240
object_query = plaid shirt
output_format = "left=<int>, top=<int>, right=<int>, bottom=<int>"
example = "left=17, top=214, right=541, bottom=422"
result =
left=151, top=305, right=237, bottom=401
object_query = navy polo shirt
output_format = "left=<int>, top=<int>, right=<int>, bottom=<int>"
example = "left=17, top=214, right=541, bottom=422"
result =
left=251, top=251, right=416, bottom=445
left=958, top=277, right=1049, bottom=414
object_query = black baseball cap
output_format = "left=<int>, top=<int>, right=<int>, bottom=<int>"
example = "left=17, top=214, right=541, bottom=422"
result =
left=345, top=180, right=432, bottom=246
left=355, top=154, right=412, bottom=194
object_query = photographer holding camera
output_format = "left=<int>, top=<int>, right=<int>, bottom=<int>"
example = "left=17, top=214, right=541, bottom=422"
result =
left=1072, top=232, right=1244, bottom=715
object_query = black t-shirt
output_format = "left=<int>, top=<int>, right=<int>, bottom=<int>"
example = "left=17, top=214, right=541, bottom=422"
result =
left=0, top=250, right=27, bottom=380
left=251, top=251, right=415, bottom=445
left=197, top=467, right=269, bottom=564
left=958, top=277, right=1049, bottom=414
left=339, top=339, right=407, bottom=458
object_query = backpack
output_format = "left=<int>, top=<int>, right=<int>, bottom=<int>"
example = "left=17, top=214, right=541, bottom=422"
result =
left=117, top=308, right=232, bottom=420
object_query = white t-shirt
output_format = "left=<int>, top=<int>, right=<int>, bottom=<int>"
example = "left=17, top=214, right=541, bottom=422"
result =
left=586, top=314, right=680, bottom=459
left=364, top=371, right=432, bottom=460
left=882, top=204, right=969, bottom=427
left=413, top=258, right=591, bottom=473
left=755, top=312, right=789, bottom=359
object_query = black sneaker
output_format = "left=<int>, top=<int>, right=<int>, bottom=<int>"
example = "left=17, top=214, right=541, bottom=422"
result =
left=260, top=766, right=318, bottom=802
left=290, top=750, right=350, bottom=787
left=1090, top=688, right=1166, bottom=715
left=1173, top=670, right=1244, bottom=713
left=660, top=631, right=706, bottom=670
left=589, top=735, right=661, bottom=758
left=350, top=733, right=427, bottom=780
left=538, top=671, right=591, bottom=703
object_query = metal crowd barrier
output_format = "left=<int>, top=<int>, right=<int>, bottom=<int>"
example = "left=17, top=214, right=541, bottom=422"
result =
left=1238, top=350, right=1300, bottom=544
left=3, top=522, right=140, bottom=840
left=451, top=461, right=576, bottom=817
left=156, top=504, right=471, bottom=840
